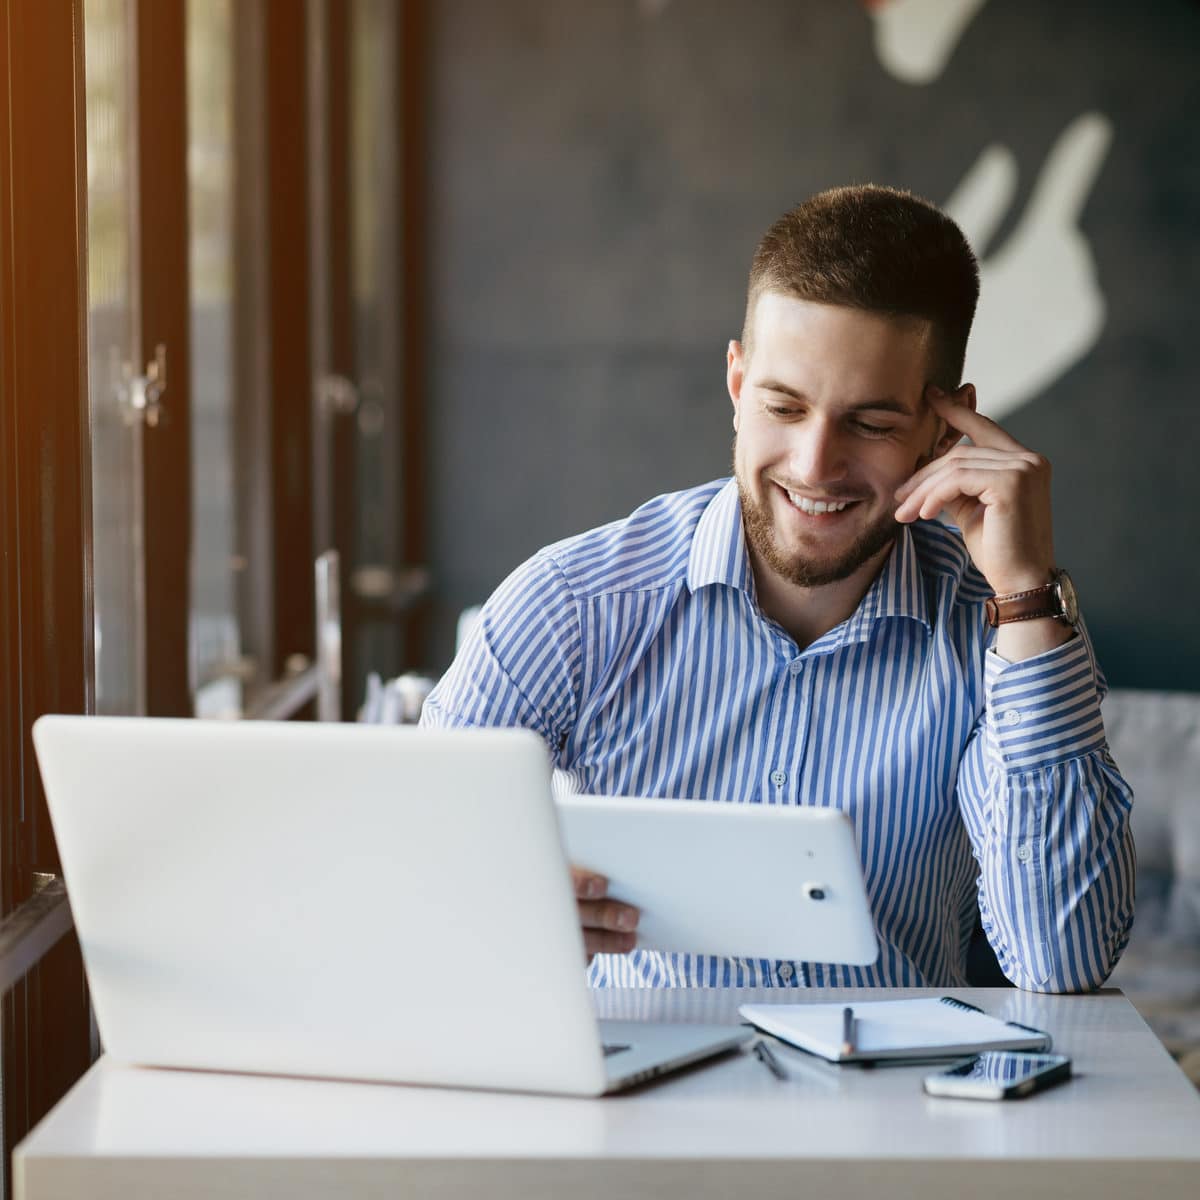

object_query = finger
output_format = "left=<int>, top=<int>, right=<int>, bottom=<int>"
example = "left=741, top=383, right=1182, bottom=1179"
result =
left=578, top=897, right=640, bottom=934
left=1024, top=111, right=1112, bottom=232
left=896, top=460, right=1020, bottom=520
left=896, top=448, right=1019, bottom=502
left=927, top=388, right=1026, bottom=453
left=571, top=865, right=608, bottom=900
left=895, top=466, right=1015, bottom=523
left=897, top=447, right=1033, bottom=504
left=584, top=929, right=638, bottom=960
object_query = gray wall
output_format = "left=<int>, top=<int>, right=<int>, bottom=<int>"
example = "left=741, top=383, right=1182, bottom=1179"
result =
left=423, top=0, right=1200, bottom=689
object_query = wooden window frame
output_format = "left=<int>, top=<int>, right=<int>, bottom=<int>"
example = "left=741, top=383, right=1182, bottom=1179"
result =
left=0, top=1, right=426, bottom=1185
left=138, top=0, right=192, bottom=719
left=0, top=0, right=96, bottom=1182
left=266, top=0, right=316, bottom=686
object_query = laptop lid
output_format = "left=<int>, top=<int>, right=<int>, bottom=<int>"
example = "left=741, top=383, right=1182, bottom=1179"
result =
left=34, top=717, right=618, bottom=1095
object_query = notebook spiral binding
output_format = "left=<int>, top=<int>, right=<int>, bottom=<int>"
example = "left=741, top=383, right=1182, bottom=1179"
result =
left=939, top=996, right=984, bottom=1014
left=939, top=995, right=1051, bottom=1045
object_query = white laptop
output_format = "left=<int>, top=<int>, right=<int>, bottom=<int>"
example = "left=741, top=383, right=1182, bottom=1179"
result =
left=32, top=716, right=750, bottom=1096
left=557, top=794, right=879, bottom=964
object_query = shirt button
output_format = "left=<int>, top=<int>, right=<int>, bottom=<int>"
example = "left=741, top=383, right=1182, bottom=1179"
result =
left=789, top=660, right=804, bottom=676
left=1016, top=843, right=1033, bottom=862
left=777, top=962, right=794, bottom=982
left=1001, top=709, right=1022, bottom=727
left=771, top=770, right=787, bottom=786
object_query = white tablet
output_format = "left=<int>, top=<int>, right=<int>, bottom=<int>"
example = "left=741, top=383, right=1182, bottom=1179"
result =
left=555, top=794, right=879, bottom=965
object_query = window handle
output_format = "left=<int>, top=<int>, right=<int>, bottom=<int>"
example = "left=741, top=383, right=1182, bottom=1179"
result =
left=124, top=343, right=168, bottom=428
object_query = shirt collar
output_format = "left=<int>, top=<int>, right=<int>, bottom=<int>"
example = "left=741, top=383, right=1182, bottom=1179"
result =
left=687, top=477, right=932, bottom=637
left=687, top=478, right=754, bottom=594
left=837, top=521, right=932, bottom=644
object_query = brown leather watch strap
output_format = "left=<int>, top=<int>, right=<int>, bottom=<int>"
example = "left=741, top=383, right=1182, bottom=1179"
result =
left=985, top=583, right=1061, bottom=627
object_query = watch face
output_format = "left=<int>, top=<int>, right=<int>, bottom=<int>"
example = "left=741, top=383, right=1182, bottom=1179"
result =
left=1054, top=570, right=1079, bottom=625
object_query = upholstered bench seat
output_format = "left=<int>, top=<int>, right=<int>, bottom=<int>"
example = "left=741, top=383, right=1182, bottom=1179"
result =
left=1104, top=689, right=1200, bottom=1085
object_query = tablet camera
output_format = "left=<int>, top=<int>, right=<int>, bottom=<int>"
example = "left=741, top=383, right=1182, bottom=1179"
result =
left=802, top=882, right=828, bottom=901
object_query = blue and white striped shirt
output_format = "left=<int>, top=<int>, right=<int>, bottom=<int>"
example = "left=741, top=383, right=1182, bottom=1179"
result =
left=422, top=479, right=1135, bottom=992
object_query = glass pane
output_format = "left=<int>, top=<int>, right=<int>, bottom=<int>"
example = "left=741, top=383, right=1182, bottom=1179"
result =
left=349, top=0, right=401, bottom=691
left=186, top=0, right=241, bottom=718
left=84, top=0, right=145, bottom=716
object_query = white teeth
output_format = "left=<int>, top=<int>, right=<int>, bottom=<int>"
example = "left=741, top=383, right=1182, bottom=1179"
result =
left=787, top=491, right=850, bottom=515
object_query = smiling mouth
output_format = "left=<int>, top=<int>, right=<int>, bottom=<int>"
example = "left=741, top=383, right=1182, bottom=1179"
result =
left=779, top=485, right=864, bottom=516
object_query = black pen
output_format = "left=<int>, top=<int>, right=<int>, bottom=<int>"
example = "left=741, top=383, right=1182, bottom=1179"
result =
left=841, top=1005, right=857, bottom=1058
left=753, top=1039, right=789, bottom=1080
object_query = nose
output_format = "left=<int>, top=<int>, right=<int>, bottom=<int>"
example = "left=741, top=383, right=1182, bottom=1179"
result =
left=788, top=416, right=848, bottom=487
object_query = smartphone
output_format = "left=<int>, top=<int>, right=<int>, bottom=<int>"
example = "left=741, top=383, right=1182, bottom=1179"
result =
left=922, top=1051, right=1071, bottom=1100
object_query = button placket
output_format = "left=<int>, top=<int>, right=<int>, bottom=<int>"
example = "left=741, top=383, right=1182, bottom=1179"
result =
left=760, top=648, right=815, bottom=806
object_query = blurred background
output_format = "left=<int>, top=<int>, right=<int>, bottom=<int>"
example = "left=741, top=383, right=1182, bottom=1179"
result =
left=421, top=0, right=1198, bottom=690
left=81, top=0, right=1200, bottom=726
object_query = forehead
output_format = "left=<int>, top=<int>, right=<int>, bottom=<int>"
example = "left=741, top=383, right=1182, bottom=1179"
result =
left=747, top=293, right=933, bottom=402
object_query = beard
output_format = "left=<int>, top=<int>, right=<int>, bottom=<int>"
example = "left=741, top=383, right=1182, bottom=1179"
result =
left=737, top=475, right=899, bottom=589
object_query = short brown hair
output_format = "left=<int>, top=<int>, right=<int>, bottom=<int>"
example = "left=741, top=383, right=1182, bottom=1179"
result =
left=743, top=185, right=980, bottom=389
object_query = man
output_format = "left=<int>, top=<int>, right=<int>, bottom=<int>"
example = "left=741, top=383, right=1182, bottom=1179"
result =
left=421, top=185, right=1135, bottom=993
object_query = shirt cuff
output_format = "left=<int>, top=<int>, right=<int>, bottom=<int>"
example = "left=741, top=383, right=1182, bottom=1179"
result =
left=983, top=634, right=1108, bottom=772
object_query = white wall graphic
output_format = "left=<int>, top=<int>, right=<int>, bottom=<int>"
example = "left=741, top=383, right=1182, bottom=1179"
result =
left=945, top=115, right=1112, bottom=421
left=869, top=0, right=990, bottom=85
left=868, top=0, right=1111, bottom=420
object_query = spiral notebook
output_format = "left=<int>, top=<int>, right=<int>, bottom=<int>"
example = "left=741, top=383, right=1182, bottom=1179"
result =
left=739, top=996, right=1052, bottom=1064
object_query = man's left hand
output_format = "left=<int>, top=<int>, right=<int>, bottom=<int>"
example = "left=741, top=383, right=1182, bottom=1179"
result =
left=894, top=384, right=1055, bottom=596
left=894, top=385, right=1073, bottom=662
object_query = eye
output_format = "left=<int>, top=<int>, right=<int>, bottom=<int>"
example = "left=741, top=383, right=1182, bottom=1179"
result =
left=765, top=404, right=800, bottom=418
left=850, top=419, right=894, bottom=437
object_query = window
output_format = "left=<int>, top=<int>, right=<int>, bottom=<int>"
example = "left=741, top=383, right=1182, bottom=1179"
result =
left=86, top=0, right=145, bottom=717
left=187, top=0, right=242, bottom=717
left=0, top=5, right=425, bottom=1183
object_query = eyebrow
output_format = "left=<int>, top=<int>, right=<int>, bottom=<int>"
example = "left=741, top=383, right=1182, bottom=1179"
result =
left=756, top=379, right=917, bottom=417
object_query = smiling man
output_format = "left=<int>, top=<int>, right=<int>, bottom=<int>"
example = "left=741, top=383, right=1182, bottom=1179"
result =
left=421, top=185, right=1135, bottom=993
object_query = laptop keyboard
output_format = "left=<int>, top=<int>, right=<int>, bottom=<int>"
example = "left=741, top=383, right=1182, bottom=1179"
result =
left=602, top=1043, right=632, bottom=1057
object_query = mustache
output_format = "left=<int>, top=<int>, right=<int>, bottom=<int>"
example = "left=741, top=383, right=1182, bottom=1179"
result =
left=728, top=441, right=870, bottom=504
left=769, top=480, right=867, bottom=502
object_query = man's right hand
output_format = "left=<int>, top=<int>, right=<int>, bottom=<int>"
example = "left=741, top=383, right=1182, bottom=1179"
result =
left=571, top=866, right=639, bottom=961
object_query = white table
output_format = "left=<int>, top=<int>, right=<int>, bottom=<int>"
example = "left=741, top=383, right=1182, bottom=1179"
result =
left=14, top=988, right=1200, bottom=1199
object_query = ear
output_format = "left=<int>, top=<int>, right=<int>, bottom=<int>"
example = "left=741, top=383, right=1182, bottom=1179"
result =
left=928, top=382, right=976, bottom=459
left=727, top=340, right=745, bottom=432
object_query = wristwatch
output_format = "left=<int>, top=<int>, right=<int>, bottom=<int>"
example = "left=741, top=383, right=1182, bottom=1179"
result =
left=985, top=568, right=1079, bottom=628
